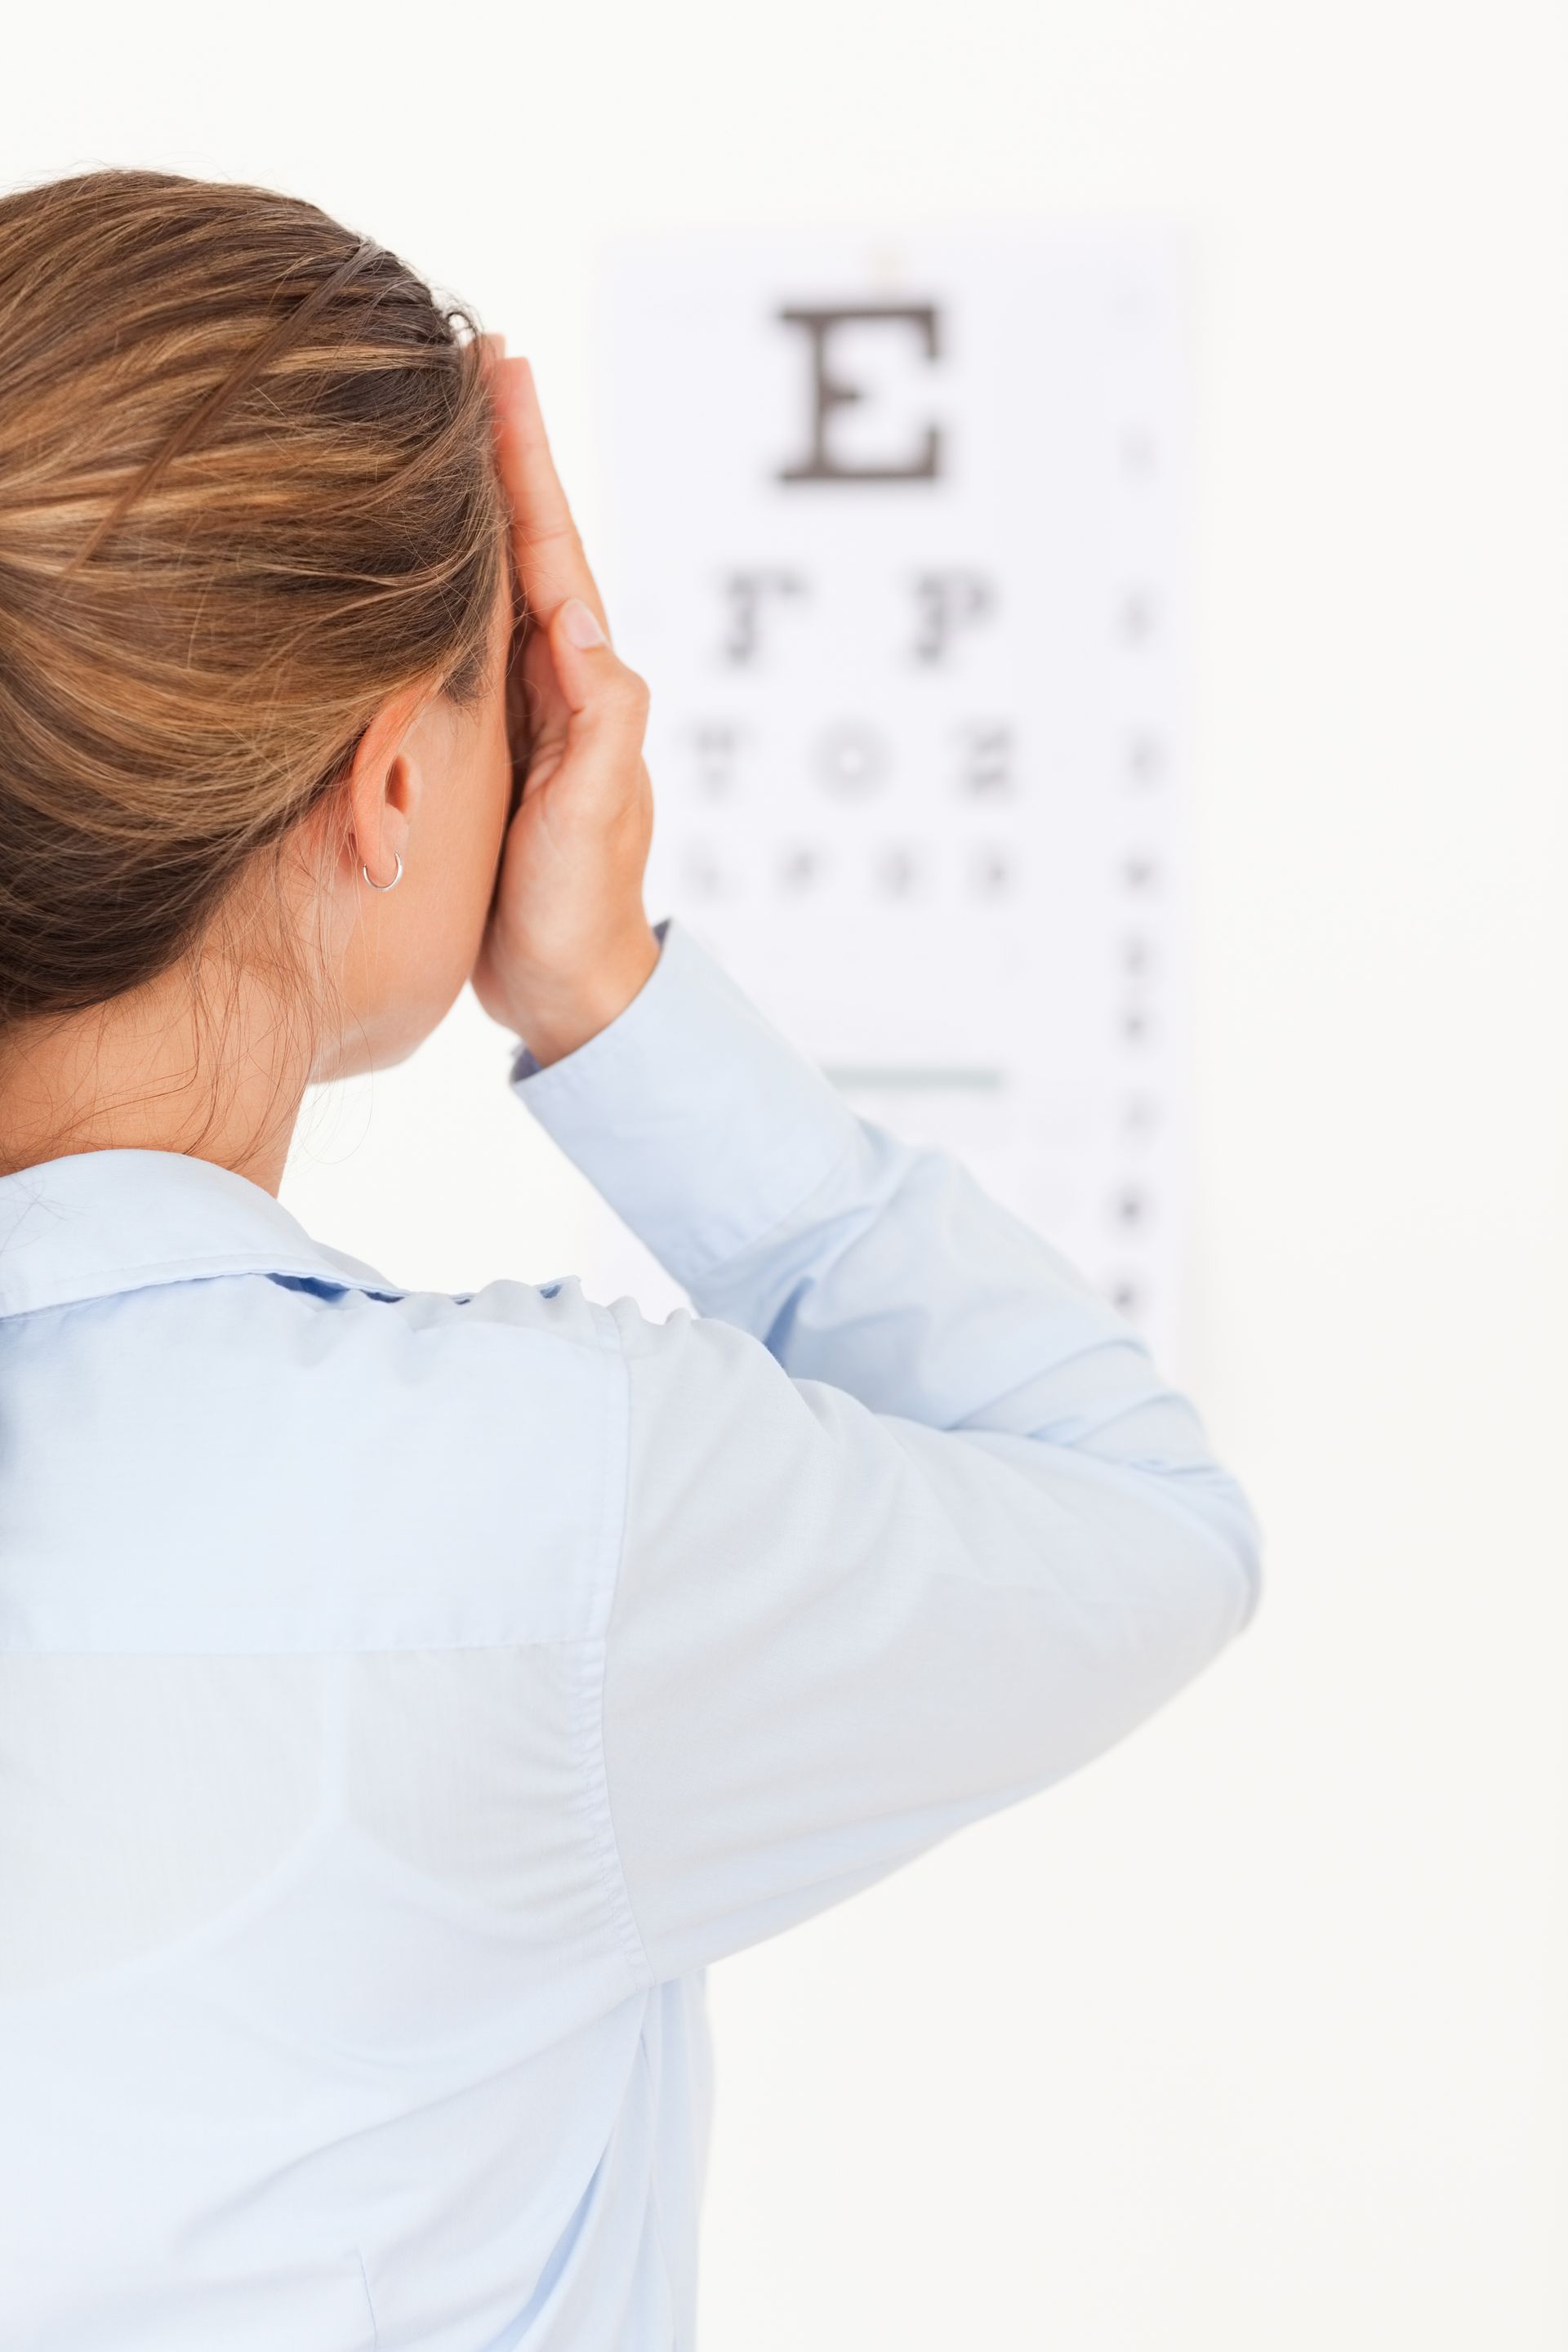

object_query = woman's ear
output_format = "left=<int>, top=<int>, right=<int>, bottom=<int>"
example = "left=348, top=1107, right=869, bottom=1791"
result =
left=343, top=681, right=435, bottom=889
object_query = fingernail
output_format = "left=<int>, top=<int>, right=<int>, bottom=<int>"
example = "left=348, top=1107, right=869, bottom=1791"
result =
left=561, top=598, right=606, bottom=649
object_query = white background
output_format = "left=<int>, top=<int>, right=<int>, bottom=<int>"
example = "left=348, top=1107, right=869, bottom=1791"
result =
left=7, top=4, right=1566, bottom=2344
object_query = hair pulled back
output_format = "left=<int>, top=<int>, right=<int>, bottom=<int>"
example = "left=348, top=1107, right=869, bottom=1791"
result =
left=0, top=168, right=506, bottom=1032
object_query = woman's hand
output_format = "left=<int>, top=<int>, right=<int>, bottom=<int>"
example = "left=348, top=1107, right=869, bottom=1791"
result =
left=471, top=351, right=659, bottom=1067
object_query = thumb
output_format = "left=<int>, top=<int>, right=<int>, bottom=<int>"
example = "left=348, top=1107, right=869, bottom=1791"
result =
left=546, top=596, right=651, bottom=786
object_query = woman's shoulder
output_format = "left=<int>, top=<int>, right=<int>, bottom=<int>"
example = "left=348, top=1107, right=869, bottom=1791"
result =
left=3, top=1262, right=639, bottom=1655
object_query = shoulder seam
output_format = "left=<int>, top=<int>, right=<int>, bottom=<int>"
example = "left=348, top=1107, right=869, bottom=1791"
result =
left=572, top=1330, right=659, bottom=1993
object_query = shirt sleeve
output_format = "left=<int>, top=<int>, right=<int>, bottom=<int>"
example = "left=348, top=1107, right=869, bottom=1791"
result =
left=512, top=920, right=1262, bottom=1982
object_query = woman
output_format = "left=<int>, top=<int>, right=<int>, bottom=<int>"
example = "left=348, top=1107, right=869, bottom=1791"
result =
left=0, top=171, right=1260, bottom=2350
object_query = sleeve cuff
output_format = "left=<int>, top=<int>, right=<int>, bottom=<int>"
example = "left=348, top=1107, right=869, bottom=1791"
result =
left=509, top=919, right=860, bottom=1290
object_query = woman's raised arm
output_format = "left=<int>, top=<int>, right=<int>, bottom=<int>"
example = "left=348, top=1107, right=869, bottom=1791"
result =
left=488, top=350, right=1261, bottom=1985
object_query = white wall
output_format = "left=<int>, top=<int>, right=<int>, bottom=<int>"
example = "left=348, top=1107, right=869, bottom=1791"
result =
left=8, top=4, right=1566, bottom=2343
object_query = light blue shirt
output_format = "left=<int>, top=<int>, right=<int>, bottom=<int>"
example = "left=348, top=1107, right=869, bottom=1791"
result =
left=0, top=921, right=1259, bottom=2350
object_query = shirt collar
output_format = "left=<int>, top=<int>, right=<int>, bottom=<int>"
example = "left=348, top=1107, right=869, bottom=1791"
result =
left=0, top=1148, right=397, bottom=1318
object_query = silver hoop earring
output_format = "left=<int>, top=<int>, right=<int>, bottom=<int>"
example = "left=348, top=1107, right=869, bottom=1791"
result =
left=362, top=853, right=403, bottom=893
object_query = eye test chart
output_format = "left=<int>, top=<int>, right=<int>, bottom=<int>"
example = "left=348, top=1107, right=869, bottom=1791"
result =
left=593, top=227, right=1196, bottom=1365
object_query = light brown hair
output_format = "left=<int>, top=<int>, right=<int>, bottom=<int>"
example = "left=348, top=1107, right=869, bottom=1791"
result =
left=0, top=168, right=506, bottom=1070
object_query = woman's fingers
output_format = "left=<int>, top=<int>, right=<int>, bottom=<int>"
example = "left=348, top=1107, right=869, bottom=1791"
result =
left=488, top=355, right=610, bottom=638
left=470, top=341, right=657, bottom=1066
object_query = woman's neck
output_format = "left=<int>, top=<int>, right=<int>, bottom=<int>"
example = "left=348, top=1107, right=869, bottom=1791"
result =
left=0, top=956, right=309, bottom=1196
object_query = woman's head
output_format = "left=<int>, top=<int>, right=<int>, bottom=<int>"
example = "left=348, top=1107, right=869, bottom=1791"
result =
left=0, top=167, right=514, bottom=1169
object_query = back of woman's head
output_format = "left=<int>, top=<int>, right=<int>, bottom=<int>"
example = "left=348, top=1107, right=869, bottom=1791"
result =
left=0, top=167, right=505, bottom=1032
